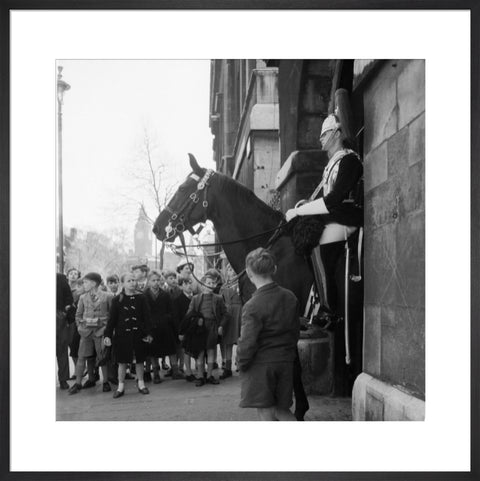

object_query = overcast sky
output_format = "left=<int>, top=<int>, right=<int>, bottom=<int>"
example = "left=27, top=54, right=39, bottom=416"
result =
left=59, top=59, right=216, bottom=247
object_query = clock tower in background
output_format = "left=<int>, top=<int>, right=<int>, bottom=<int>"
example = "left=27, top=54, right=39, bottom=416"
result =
left=134, top=206, right=152, bottom=258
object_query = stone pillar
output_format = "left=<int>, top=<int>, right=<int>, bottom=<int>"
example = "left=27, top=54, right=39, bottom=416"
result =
left=274, top=149, right=328, bottom=211
left=352, top=59, right=425, bottom=420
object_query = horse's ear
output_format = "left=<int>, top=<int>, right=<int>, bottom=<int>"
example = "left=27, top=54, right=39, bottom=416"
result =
left=188, top=153, right=204, bottom=176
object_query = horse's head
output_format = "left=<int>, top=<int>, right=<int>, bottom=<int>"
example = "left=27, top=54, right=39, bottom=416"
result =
left=153, top=153, right=214, bottom=242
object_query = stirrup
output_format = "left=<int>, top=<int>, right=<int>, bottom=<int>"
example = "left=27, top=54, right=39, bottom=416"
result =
left=312, top=306, right=340, bottom=331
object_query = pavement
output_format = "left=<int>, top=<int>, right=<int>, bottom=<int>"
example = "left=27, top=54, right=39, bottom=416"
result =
left=56, top=369, right=352, bottom=422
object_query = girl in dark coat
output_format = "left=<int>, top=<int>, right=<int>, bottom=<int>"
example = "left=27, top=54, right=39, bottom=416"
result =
left=104, top=272, right=152, bottom=398
left=144, top=270, right=182, bottom=380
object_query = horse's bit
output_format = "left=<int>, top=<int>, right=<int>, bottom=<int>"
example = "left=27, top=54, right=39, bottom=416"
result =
left=164, top=169, right=215, bottom=240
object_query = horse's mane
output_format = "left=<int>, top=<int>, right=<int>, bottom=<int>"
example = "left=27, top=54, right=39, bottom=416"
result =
left=212, top=171, right=284, bottom=223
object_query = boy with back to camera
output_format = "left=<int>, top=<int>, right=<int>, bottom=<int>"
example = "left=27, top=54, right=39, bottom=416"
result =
left=236, top=248, right=300, bottom=421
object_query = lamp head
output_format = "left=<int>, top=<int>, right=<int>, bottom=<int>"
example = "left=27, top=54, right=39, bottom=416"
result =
left=57, top=66, right=70, bottom=104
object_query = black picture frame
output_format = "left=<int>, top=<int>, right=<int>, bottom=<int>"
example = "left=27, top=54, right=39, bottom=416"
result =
left=1, top=2, right=478, bottom=480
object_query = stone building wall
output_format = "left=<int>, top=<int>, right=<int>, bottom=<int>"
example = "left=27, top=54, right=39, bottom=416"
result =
left=353, top=59, right=425, bottom=420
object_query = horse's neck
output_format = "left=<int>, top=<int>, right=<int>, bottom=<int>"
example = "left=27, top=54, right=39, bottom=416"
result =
left=208, top=181, right=278, bottom=273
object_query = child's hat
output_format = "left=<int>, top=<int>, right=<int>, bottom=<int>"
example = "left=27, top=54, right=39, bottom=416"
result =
left=132, top=263, right=149, bottom=272
left=83, top=272, right=102, bottom=285
left=176, top=260, right=194, bottom=273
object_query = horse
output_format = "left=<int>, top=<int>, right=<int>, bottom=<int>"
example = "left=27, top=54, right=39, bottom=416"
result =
left=153, top=154, right=315, bottom=419
left=153, top=154, right=315, bottom=307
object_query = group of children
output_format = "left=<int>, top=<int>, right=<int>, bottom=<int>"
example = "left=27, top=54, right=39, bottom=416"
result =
left=58, top=248, right=302, bottom=421
left=61, top=260, right=243, bottom=398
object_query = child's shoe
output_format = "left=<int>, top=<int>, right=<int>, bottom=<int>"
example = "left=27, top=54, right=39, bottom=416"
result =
left=136, top=380, right=149, bottom=395
left=195, top=377, right=206, bottom=387
left=185, top=374, right=196, bottom=382
left=113, top=390, right=124, bottom=399
left=219, top=369, right=232, bottom=380
left=68, top=383, right=82, bottom=395
left=153, top=373, right=162, bottom=384
left=102, top=382, right=111, bottom=392
left=206, top=376, right=219, bottom=385
left=82, top=379, right=96, bottom=389
left=171, top=366, right=184, bottom=380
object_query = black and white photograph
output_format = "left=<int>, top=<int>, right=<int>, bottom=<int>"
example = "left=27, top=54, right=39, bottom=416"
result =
left=55, top=58, right=425, bottom=423
left=5, top=7, right=475, bottom=478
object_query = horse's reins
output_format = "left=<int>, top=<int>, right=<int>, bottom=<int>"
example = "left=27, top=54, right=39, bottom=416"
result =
left=168, top=223, right=288, bottom=249
left=177, top=218, right=288, bottom=290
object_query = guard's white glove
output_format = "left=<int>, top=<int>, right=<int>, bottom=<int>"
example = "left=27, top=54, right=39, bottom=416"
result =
left=103, top=337, right=112, bottom=347
left=285, top=208, right=298, bottom=222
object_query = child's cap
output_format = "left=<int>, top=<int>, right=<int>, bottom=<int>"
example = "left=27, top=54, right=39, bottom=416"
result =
left=83, top=272, right=102, bottom=286
left=176, top=260, right=194, bottom=273
left=132, top=264, right=149, bottom=273
left=205, top=268, right=222, bottom=283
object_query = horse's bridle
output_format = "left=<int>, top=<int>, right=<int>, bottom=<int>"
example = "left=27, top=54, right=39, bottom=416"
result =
left=163, top=169, right=215, bottom=240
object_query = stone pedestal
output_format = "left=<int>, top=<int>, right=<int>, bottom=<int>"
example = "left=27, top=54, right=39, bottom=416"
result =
left=298, top=325, right=334, bottom=395
left=352, top=372, right=425, bottom=421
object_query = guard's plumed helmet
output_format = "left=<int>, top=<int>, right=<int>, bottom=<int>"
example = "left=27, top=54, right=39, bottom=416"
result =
left=320, top=114, right=341, bottom=137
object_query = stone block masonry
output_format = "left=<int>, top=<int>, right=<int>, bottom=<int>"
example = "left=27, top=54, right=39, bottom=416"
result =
left=353, top=59, right=425, bottom=420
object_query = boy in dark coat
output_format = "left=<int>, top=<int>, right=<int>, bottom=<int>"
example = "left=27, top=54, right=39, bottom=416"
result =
left=183, top=273, right=228, bottom=386
left=237, top=248, right=300, bottom=421
left=144, top=270, right=181, bottom=382
left=174, top=277, right=196, bottom=381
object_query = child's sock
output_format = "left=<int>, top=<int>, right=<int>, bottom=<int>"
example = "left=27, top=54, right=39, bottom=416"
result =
left=207, top=362, right=214, bottom=377
left=138, top=379, right=146, bottom=389
left=117, top=382, right=125, bottom=392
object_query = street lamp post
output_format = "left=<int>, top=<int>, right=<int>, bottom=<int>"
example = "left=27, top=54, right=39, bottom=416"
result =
left=57, top=66, right=70, bottom=274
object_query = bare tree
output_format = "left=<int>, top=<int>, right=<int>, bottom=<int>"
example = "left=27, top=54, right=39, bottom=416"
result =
left=65, top=228, right=130, bottom=276
left=123, top=125, right=178, bottom=269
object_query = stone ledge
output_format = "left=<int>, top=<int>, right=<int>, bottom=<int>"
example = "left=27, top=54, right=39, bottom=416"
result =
left=352, top=372, right=425, bottom=421
left=275, top=149, right=328, bottom=190
left=250, top=103, right=279, bottom=130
